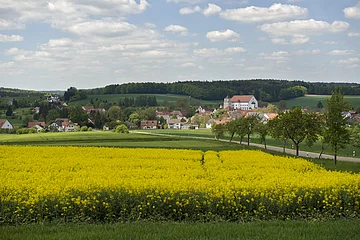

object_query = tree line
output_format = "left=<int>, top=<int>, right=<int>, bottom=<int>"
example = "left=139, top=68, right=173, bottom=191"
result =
left=81, top=80, right=360, bottom=102
left=212, top=88, right=359, bottom=165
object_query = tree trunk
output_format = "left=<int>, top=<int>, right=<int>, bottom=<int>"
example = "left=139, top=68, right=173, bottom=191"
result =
left=296, top=145, right=299, bottom=156
left=240, top=137, right=243, bottom=144
left=334, top=149, right=337, bottom=166
left=318, top=145, right=324, bottom=159
left=247, top=134, right=250, bottom=146
left=283, top=140, right=286, bottom=153
left=264, top=138, right=267, bottom=150
left=230, top=132, right=234, bottom=142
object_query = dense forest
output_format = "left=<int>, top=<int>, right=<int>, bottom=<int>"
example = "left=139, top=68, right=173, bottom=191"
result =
left=83, top=80, right=360, bottom=102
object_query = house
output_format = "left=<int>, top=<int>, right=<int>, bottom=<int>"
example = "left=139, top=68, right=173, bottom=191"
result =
left=0, top=119, right=14, bottom=129
left=82, top=106, right=95, bottom=114
left=182, top=124, right=199, bottom=130
left=49, top=122, right=62, bottom=132
left=28, top=122, right=46, bottom=128
left=62, top=121, right=78, bottom=132
left=33, top=107, right=40, bottom=114
left=215, top=119, right=230, bottom=125
left=156, top=111, right=171, bottom=124
left=246, top=112, right=278, bottom=124
left=206, top=119, right=216, bottom=129
left=140, top=120, right=158, bottom=130
left=47, top=95, right=60, bottom=103
left=224, top=95, right=258, bottom=111
left=168, top=119, right=184, bottom=129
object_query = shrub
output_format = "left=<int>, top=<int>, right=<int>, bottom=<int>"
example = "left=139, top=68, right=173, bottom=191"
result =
left=114, top=124, right=129, bottom=133
left=80, top=126, right=88, bottom=132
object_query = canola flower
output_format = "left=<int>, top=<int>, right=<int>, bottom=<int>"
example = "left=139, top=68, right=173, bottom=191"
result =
left=0, top=146, right=359, bottom=224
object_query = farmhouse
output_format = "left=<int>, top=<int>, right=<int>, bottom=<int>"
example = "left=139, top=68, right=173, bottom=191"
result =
left=140, top=120, right=158, bottom=130
left=0, top=119, right=14, bottom=129
left=224, top=95, right=258, bottom=111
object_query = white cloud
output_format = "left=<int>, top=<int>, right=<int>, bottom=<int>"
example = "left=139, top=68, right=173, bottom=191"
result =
left=332, top=58, right=360, bottom=68
left=0, top=34, right=24, bottom=42
left=220, top=3, right=308, bottom=23
left=164, top=24, right=189, bottom=36
left=260, top=19, right=349, bottom=37
left=46, top=38, right=73, bottom=48
left=167, top=0, right=204, bottom=3
left=193, top=48, right=223, bottom=57
left=323, top=41, right=339, bottom=44
left=69, top=20, right=136, bottom=36
left=259, top=51, right=289, bottom=60
left=0, top=19, right=25, bottom=30
left=294, top=49, right=320, bottom=55
left=224, top=47, right=246, bottom=53
left=203, top=4, right=222, bottom=16
left=180, top=62, right=197, bottom=67
left=206, top=29, right=240, bottom=42
left=179, top=6, right=201, bottom=15
left=291, top=34, right=310, bottom=44
left=329, top=50, right=356, bottom=56
left=144, top=23, right=156, bottom=28
left=349, top=32, right=360, bottom=37
left=344, top=3, right=360, bottom=19
left=271, top=38, right=288, bottom=45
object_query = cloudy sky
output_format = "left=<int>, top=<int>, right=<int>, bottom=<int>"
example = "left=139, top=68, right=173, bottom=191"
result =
left=0, top=0, right=360, bottom=90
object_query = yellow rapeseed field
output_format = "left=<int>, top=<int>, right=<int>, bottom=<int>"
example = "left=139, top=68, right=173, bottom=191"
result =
left=1, top=146, right=359, bottom=223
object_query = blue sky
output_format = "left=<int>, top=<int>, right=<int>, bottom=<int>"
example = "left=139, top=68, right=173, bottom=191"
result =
left=0, top=0, right=359, bottom=90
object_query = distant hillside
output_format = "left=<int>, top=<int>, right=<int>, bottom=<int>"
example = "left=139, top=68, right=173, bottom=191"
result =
left=0, top=87, right=44, bottom=98
left=69, top=93, right=222, bottom=107
left=82, top=80, right=360, bottom=103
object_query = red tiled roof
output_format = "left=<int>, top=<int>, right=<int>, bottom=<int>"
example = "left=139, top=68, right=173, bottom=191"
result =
left=82, top=106, right=95, bottom=111
left=215, top=119, right=230, bottom=125
left=28, top=122, right=45, bottom=128
left=0, top=120, right=6, bottom=128
left=231, top=95, right=254, bottom=102
left=140, top=120, right=158, bottom=127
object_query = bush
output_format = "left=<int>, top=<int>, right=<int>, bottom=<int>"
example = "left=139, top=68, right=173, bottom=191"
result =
left=88, top=127, right=93, bottom=132
left=80, top=126, right=88, bottom=132
left=114, top=124, right=129, bottom=134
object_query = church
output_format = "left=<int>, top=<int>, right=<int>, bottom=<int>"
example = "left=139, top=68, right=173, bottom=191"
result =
left=223, top=95, right=258, bottom=111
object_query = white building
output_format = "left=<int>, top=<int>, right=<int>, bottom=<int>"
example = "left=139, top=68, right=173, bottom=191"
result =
left=223, top=95, right=258, bottom=111
left=0, top=119, right=14, bottom=129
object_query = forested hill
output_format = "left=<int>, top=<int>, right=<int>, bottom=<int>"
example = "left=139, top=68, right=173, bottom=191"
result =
left=0, top=87, right=45, bottom=98
left=84, top=80, right=360, bottom=102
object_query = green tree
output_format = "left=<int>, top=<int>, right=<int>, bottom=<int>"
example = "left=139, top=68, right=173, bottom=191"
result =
left=351, top=125, right=360, bottom=148
left=6, top=106, right=13, bottom=116
left=107, top=106, right=123, bottom=121
left=128, top=113, right=141, bottom=126
left=269, top=107, right=321, bottom=156
left=114, top=124, right=129, bottom=133
left=244, top=114, right=261, bottom=146
left=324, top=88, right=351, bottom=165
left=226, top=120, right=238, bottom=142
left=211, top=123, right=226, bottom=140
left=278, top=100, right=287, bottom=111
left=69, top=106, right=88, bottom=126
left=139, top=107, right=157, bottom=120
left=234, top=117, right=248, bottom=144
left=256, top=123, right=269, bottom=149
left=317, top=101, right=324, bottom=109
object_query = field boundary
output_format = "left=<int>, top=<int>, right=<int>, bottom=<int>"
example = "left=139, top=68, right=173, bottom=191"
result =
left=134, top=131, right=360, bottom=163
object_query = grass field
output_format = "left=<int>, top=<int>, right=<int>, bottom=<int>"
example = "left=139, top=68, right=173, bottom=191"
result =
left=0, top=131, right=245, bottom=152
left=0, top=131, right=359, bottom=173
left=1, top=220, right=360, bottom=240
left=69, top=94, right=222, bottom=106
left=277, top=95, right=360, bottom=110
left=145, top=129, right=360, bottom=158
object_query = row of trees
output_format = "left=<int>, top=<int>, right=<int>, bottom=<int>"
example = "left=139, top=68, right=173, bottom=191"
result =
left=212, top=88, right=358, bottom=165
left=84, top=80, right=360, bottom=102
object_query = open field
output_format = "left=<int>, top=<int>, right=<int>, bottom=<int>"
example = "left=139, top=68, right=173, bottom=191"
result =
left=0, top=131, right=359, bottom=173
left=145, top=129, right=360, bottom=159
left=1, top=220, right=360, bottom=240
left=69, top=94, right=222, bottom=106
left=0, top=131, right=245, bottom=151
left=275, top=95, right=360, bottom=110
left=1, top=146, right=360, bottom=225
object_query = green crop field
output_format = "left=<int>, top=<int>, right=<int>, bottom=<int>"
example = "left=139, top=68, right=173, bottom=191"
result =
left=69, top=93, right=222, bottom=106
left=276, top=95, right=360, bottom=110
left=0, top=131, right=245, bottom=152
left=1, top=220, right=360, bottom=240
left=146, top=129, right=360, bottom=159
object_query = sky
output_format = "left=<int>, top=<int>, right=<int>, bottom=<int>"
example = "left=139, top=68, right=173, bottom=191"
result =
left=0, top=0, right=360, bottom=90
